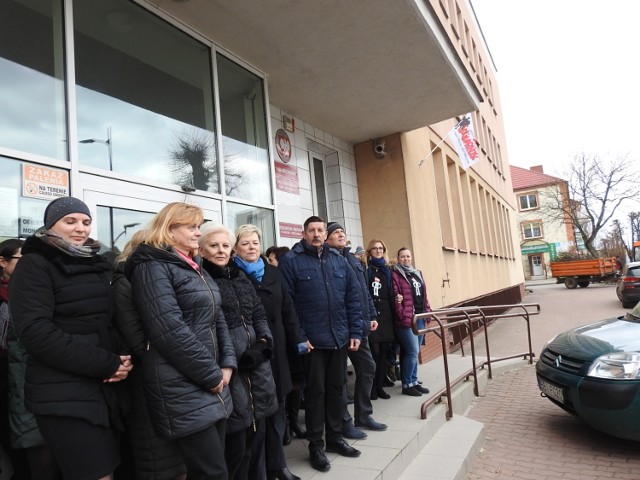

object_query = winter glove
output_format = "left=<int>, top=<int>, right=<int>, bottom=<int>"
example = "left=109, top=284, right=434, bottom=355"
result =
left=238, top=342, right=273, bottom=370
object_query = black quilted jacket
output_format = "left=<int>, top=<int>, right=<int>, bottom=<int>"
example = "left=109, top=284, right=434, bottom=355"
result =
left=125, top=244, right=236, bottom=440
left=9, top=236, right=120, bottom=428
left=203, top=260, right=277, bottom=433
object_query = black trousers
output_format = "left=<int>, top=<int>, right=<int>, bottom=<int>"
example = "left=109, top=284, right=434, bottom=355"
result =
left=175, top=420, right=228, bottom=480
left=370, top=340, right=390, bottom=392
left=248, top=401, right=287, bottom=479
left=225, top=420, right=262, bottom=480
left=304, top=347, right=348, bottom=451
left=342, top=337, right=375, bottom=425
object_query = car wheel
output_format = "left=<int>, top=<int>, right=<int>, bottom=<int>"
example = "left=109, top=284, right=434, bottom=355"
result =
left=564, top=277, right=578, bottom=289
left=578, top=281, right=590, bottom=288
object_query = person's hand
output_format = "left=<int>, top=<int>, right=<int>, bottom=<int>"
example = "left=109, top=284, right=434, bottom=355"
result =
left=221, top=367, right=233, bottom=386
left=370, top=320, right=379, bottom=331
left=209, top=379, right=224, bottom=395
left=348, top=338, right=361, bottom=351
left=396, top=294, right=403, bottom=304
left=104, top=355, right=133, bottom=383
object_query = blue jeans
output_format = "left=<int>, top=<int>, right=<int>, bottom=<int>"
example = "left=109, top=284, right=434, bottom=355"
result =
left=395, top=320, right=425, bottom=388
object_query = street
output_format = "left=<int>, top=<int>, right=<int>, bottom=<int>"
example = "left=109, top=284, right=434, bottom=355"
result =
left=466, top=281, right=640, bottom=480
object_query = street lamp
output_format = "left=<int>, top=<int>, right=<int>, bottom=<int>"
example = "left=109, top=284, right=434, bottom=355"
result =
left=79, top=126, right=113, bottom=170
left=113, top=222, right=141, bottom=245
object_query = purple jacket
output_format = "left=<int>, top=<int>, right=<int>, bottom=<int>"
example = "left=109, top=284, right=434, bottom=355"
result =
left=392, top=267, right=430, bottom=329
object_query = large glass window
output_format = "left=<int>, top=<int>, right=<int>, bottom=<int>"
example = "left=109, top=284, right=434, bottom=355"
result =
left=217, top=54, right=272, bottom=204
left=74, top=0, right=218, bottom=192
left=0, top=1, right=67, bottom=160
left=226, top=202, right=275, bottom=249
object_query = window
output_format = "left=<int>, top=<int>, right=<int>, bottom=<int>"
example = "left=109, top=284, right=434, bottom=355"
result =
left=522, top=222, right=542, bottom=239
left=0, top=0, right=67, bottom=160
left=226, top=202, right=275, bottom=249
left=519, top=193, right=538, bottom=211
left=74, top=0, right=218, bottom=190
left=217, top=54, right=271, bottom=204
left=310, top=156, right=328, bottom=220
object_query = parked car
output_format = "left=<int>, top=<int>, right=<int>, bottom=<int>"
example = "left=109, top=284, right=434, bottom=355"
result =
left=536, top=301, right=640, bottom=441
left=616, top=261, right=640, bottom=308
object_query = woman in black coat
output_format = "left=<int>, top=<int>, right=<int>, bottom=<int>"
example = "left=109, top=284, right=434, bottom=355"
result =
left=234, top=226, right=306, bottom=480
left=365, top=239, right=397, bottom=400
left=198, top=224, right=278, bottom=480
left=112, top=229, right=186, bottom=480
left=125, top=202, right=236, bottom=480
left=9, top=196, right=132, bottom=480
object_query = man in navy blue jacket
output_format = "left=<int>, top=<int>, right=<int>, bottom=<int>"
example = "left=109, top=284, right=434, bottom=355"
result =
left=326, top=222, right=388, bottom=440
left=279, top=216, right=363, bottom=473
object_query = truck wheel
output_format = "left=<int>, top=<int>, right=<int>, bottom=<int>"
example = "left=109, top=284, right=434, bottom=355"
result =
left=564, top=277, right=578, bottom=289
left=578, top=281, right=590, bottom=288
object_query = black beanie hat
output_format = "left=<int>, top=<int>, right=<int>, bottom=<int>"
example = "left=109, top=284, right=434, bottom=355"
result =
left=44, top=196, right=92, bottom=229
left=326, top=222, right=345, bottom=236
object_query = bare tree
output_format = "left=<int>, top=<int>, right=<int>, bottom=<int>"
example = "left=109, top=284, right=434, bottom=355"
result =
left=541, top=152, right=639, bottom=258
left=169, top=129, right=217, bottom=191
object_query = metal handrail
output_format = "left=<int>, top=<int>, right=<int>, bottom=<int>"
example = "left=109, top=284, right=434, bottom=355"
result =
left=413, top=303, right=540, bottom=420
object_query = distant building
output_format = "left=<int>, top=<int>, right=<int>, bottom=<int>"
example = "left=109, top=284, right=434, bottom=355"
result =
left=510, top=165, right=577, bottom=279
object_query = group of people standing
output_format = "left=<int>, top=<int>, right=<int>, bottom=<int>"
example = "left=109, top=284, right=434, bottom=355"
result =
left=0, top=197, right=432, bottom=479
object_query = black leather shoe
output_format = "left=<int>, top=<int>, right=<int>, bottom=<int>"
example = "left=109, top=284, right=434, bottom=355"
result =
left=267, top=467, right=302, bottom=480
left=309, top=450, right=331, bottom=472
left=377, top=388, right=391, bottom=399
left=326, top=440, right=361, bottom=458
left=414, top=384, right=430, bottom=394
left=355, top=417, right=388, bottom=431
left=402, top=386, right=422, bottom=397
left=342, top=422, right=367, bottom=439
left=290, top=420, right=307, bottom=438
left=384, top=377, right=395, bottom=387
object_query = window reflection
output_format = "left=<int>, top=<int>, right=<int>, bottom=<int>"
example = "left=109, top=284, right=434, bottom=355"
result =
left=74, top=0, right=219, bottom=192
left=0, top=0, right=67, bottom=160
left=95, top=206, right=154, bottom=264
left=218, top=55, right=272, bottom=204
left=226, top=202, right=275, bottom=250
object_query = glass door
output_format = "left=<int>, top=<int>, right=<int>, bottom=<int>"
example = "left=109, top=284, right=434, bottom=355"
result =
left=80, top=176, right=222, bottom=261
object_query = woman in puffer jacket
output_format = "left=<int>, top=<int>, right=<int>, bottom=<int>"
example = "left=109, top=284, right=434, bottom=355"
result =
left=9, top=196, right=132, bottom=480
left=198, top=224, right=277, bottom=480
left=392, top=247, right=431, bottom=398
left=112, top=229, right=186, bottom=480
left=125, top=203, right=236, bottom=480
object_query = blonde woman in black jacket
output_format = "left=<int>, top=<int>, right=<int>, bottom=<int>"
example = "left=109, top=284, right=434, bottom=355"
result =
left=9, top=196, right=132, bottom=480
left=125, top=203, right=236, bottom=480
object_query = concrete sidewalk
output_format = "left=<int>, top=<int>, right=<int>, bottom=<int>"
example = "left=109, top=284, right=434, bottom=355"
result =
left=283, top=351, right=529, bottom=480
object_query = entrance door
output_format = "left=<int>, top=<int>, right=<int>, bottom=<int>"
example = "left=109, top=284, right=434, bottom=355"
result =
left=531, top=254, right=544, bottom=276
left=79, top=174, right=221, bottom=260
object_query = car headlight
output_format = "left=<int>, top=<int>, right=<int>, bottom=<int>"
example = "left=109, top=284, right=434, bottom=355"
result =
left=588, top=353, right=640, bottom=380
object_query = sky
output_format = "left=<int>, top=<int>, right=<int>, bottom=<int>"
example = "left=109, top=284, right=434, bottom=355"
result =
left=470, top=0, right=640, bottom=179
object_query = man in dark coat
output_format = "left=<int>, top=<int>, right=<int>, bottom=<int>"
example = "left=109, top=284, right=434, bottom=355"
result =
left=278, top=216, right=363, bottom=473
left=325, top=222, right=388, bottom=439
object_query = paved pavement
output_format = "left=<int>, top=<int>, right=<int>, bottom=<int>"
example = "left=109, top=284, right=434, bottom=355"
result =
left=465, top=280, right=640, bottom=480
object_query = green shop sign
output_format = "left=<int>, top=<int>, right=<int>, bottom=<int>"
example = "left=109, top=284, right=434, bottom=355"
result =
left=520, top=244, right=549, bottom=255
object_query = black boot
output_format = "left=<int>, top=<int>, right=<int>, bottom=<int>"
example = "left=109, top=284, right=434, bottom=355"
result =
left=267, top=467, right=301, bottom=480
left=282, top=416, right=292, bottom=446
left=286, top=388, right=307, bottom=439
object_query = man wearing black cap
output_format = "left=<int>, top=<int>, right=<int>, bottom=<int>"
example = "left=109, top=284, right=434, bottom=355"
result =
left=326, top=222, right=388, bottom=438
left=278, top=216, right=363, bottom=473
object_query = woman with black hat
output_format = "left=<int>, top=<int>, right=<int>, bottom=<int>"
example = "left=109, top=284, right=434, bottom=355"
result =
left=9, top=196, right=132, bottom=480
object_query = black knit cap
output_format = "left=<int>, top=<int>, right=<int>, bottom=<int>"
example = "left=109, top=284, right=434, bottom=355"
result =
left=326, top=221, right=345, bottom=236
left=44, top=196, right=92, bottom=229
